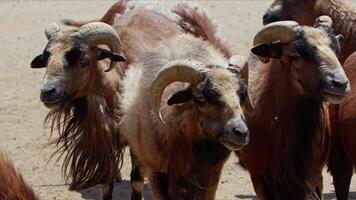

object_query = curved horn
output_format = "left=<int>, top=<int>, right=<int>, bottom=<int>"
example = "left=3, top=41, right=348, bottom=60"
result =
left=150, top=59, right=208, bottom=123
left=314, top=15, right=333, bottom=29
left=72, top=22, right=122, bottom=72
left=253, top=20, right=299, bottom=46
left=45, top=23, right=60, bottom=40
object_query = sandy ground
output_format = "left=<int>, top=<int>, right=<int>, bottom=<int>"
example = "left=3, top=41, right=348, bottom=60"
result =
left=0, top=0, right=355, bottom=199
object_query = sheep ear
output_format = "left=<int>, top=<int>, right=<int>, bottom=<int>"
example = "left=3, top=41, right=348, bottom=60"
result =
left=30, top=54, right=46, bottom=68
left=336, top=34, right=344, bottom=43
left=97, top=48, right=127, bottom=62
left=167, top=88, right=192, bottom=106
left=251, top=41, right=283, bottom=62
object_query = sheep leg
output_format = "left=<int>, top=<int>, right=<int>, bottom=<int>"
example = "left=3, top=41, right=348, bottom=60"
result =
left=130, top=150, right=143, bottom=200
left=101, top=182, right=113, bottom=200
left=148, top=171, right=169, bottom=200
left=328, top=140, right=354, bottom=200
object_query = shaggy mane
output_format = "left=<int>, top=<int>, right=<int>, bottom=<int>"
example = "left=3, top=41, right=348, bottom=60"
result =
left=245, top=59, right=329, bottom=199
left=45, top=95, right=125, bottom=190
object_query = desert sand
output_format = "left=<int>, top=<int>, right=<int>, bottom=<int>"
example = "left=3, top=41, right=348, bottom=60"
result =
left=0, top=0, right=355, bottom=199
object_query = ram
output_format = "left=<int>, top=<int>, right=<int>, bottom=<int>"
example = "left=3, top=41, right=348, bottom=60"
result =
left=236, top=16, right=350, bottom=199
left=173, top=7, right=350, bottom=199
left=30, top=1, right=181, bottom=199
left=263, top=1, right=356, bottom=199
left=119, top=32, right=249, bottom=199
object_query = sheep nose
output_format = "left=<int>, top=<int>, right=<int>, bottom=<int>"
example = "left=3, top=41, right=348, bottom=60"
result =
left=232, top=126, right=249, bottom=139
left=331, top=76, right=349, bottom=90
left=41, top=86, right=56, bottom=96
left=40, top=79, right=63, bottom=103
left=262, top=12, right=280, bottom=25
left=40, top=86, right=57, bottom=101
left=231, top=118, right=249, bottom=144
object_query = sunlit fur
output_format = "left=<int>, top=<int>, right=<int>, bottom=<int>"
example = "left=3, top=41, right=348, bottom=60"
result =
left=41, top=0, right=181, bottom=192
left=264, top=0, right=356, bottom=63
left=173, top=4, right=235, bottom=58
left=0, top=153, right=38, bottom=200
left=120, top=33, right=245, bottom=199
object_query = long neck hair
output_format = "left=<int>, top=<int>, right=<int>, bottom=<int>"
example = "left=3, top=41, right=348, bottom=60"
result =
left=251, top=59, right=328, bottom=199
left=45, top=63, right=125, bottom=190
left=165, top=103, right=230, bottom=199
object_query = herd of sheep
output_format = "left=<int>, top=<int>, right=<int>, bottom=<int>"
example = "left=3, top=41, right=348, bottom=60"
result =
left=1, top=0, right=356, bottom=199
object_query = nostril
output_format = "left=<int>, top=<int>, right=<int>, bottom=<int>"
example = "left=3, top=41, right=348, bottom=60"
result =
left=41, top=87, right=56, bottom=96
left=331, top=79, right=348, bottom=89
left=232, top=127, right=248, bottom=138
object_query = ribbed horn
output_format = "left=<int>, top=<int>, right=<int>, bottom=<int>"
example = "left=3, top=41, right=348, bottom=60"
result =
left=150, top=59, right=209, bottom=124
left=45, top=23, right=61, bottom=40
left=253, top=20, right=299, bottom=46
left=72, top=22, right=121, bottom=72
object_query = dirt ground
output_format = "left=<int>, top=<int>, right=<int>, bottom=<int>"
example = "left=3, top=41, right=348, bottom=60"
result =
left=0, top=0, right=355, bottom=199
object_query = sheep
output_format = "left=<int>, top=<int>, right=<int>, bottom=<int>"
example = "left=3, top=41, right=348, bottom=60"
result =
left=328, top=52, right=356, bottom=200
left=263, top=1, right=356, bottom=199
left=235, top=16, right=350, bottom=199
left=30, top=1, right=182, bottom=199
left=262, top=0, right=356, bottom=63
left=0, top=152, right=38, bottom=200
left=172, top=6, right=350, bottom=199
left=119, top=31, right=250, bottom=199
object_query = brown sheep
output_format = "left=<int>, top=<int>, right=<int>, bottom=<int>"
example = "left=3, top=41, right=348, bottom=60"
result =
left=263, top=1, right=356, bottom=199
left=0, top=153, right=38, bottom=200
left=119, top=32, right=250, bottom=199
left=237, top=17, right=350, bottom=199
left=329, top=52, right=356, bottom=200
left=30, top=1, right=181, bottom=199
left=173, top=6, right=350, bottom=199
left=262, top=0, right=356, bottom=63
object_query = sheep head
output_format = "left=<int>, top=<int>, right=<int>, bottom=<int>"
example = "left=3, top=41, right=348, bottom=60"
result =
left=30, top=22, right=126, bottom=108
left=252, top=17, right=350, bottom=104
left=263, top=0, right=318, bottom=25
left=150, top=59, right=249, bottom=151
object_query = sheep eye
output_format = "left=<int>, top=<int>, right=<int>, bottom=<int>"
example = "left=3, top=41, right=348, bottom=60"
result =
left=195, top=93, right=206, bottom=106
left=80, top=55, right=90, bottom=68
left=65, top=48, right=82, bottom=66
left=288, top=55, right=301, bottom=63
left=202, top=87, right=223, bottom=105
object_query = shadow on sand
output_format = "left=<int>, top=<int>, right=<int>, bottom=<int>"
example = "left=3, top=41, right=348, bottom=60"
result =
left=78, top=180, right=152, bottom=200
left=235, top=191, right=356, bottom=200
left=78, top=181, right=356, bottom=200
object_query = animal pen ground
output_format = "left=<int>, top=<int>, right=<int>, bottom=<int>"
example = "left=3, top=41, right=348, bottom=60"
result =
left=0, top=0, right=355, bottom=199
